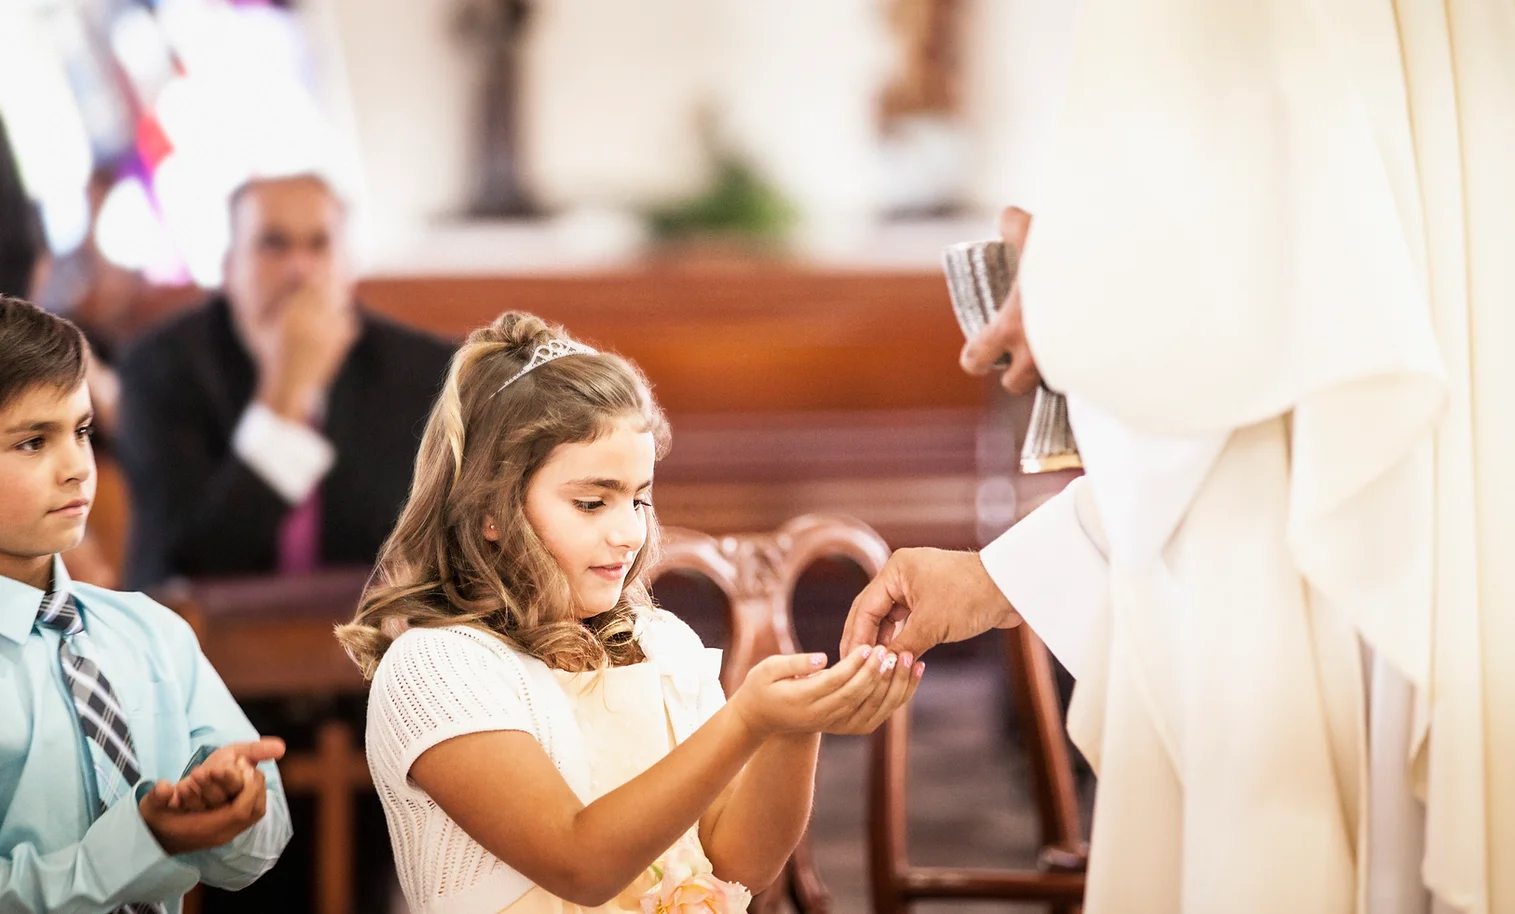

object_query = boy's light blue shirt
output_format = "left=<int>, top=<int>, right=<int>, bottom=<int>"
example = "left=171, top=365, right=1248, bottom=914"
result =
left=0, top=556, right=292, bottom=913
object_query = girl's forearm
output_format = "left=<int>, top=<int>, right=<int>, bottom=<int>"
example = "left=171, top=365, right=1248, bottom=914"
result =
left=703, top=732, right=822, bottom=890
left=567, top=703, right=764, bottom=902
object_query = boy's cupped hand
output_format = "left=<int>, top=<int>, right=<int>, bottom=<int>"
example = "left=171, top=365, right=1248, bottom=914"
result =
left=168, top=737, right=287, bottom=812
left=138, top=737, right=286, bottom=855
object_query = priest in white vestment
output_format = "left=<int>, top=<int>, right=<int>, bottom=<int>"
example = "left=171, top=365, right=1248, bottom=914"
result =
left=843, top=3, right=1515, bottom=912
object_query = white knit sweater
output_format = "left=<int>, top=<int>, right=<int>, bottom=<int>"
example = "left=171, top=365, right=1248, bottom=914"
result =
left=364, top=611, right=725, bottom=914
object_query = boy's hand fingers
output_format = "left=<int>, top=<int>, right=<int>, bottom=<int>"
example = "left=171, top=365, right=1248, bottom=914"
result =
left=190, top=770, right=222, bottom=806
left=249, top=772, right=268, bottom=820
left=176, top=778, right=207, bottom=813
left=140, top=780, right=174, bottom=817
left=213, top=763, right=246, bottom=793
left=196, top=781, right=229, bottom=808
left=231, top=762, right=265, bottom=824
left=222, top=737, right=287, bottom=764
left=195, top=765, right=240, bottom=807
left=185, top=768, right=262, bottom=849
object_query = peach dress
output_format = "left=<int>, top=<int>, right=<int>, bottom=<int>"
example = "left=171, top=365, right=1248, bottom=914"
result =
left=498, top=662, right=707, bottom=913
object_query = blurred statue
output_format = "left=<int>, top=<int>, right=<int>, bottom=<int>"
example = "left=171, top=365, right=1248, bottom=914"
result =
left=878, top=0, right=969, bottom=217
left=880, top=0, right=962, bottom=124
left=457, top=0, right=540, bottom=217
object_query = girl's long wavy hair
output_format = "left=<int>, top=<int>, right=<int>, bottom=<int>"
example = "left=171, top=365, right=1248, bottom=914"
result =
left=336, top=312, right=671, bottom=680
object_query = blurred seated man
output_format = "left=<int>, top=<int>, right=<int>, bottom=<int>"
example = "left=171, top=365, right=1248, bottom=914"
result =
left=116, top=172, right=452, bottom=913
left=117, top=173, right=452, bottom=588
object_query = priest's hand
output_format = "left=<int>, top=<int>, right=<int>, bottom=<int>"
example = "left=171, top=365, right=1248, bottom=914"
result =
left=961, top=206, right=1041, bottom=395
left=841, top=548, right=1019, bottom=660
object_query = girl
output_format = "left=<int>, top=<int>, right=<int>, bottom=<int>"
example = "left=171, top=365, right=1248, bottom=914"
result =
left=336, top=313, right=922, bottom=913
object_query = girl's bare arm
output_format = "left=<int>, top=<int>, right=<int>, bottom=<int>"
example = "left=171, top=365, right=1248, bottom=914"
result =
left=409, top=648, right=879, bottom=906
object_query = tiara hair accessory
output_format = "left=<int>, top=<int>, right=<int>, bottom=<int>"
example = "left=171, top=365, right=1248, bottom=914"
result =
left=496, top=338, right=598, bottom=394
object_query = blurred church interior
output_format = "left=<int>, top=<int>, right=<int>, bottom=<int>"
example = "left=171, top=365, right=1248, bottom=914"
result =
left=0, top=1, right=1092, bottom=910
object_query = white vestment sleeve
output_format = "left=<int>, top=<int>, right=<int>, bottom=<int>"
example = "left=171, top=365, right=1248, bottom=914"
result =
left=979, top=477, right=1108, bottom=680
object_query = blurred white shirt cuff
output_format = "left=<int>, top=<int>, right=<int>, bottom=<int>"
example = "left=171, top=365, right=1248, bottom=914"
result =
left=979, top=478, right=1108, bottom=680
left=232, top=402, right=335, bottom=504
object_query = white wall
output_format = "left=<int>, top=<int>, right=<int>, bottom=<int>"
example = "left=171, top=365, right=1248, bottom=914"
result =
left=706, top=0, right=892, bottom=252
left=523, top=0, right=720, bottom=208
left=960, top=0, right=1083, bottom=216
left=313, top=0, right=1081, bottom=269
left=308, top=0, right=475, bottom=258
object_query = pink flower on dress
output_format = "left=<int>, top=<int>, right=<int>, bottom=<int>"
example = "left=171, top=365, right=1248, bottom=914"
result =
left=640, top=835, right=751, bottom=913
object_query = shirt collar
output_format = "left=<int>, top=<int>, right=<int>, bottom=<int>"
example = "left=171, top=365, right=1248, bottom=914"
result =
left=0, top=555, right=71, bottom=645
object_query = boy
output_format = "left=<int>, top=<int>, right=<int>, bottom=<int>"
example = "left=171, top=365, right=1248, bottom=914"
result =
left=0, top=296, right=291, bottom=912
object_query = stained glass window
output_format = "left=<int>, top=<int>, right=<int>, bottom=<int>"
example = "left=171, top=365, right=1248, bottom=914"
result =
left=0, top=0, right=344, bottom=286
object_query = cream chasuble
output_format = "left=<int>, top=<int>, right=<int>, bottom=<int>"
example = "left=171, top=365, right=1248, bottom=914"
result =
left=978, top=1, right=1515, bottom=912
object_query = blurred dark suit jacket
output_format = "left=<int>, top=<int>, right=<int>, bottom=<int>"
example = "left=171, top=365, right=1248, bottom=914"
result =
left=116, top=295, right=452, bottom=589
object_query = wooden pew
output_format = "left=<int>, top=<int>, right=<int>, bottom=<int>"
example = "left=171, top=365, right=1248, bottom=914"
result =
left=119, top=268, right=998, bottom=549
left=355, top=269, right=978, bottom=415
left=364, top=268, right=994, bottom=550
left=123, top=268, right=979, bottom=414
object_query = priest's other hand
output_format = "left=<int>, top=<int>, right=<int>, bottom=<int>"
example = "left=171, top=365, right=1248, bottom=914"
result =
left=841, top=548, right=1019, bottom=660
left=961, top=206, right=1041, bottom=395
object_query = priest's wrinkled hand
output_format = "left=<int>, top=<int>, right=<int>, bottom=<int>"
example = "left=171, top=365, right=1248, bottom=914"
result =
left=961, top=206, right=1041, bottom=395
left=841, top=548, right=1019, bottom=660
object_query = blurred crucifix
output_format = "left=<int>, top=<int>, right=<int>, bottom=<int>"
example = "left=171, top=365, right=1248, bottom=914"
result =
left=878, top=0, right=967, bottom=217
left=456, top=0, right=540, bottom=217
left=880, top=0, right=963, bottom=125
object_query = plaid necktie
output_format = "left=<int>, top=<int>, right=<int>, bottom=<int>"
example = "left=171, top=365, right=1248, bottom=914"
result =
left=36, top=589, right=167, bottom=914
